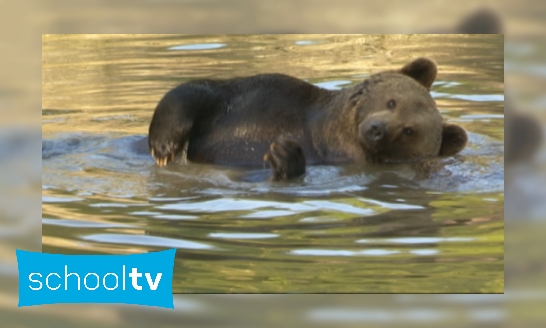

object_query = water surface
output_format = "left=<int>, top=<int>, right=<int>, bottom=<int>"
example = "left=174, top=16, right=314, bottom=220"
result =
left=42, top=34, right=503, bottom=293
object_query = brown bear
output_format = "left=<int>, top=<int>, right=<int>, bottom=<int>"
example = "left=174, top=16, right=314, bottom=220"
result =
left=148, top=57, right=468, bottom=180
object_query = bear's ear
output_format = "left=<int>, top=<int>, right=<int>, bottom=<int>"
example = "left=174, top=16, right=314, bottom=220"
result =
left=400, top=57, right=437, bottom=90
left=439, top=123, right=468, bottom=156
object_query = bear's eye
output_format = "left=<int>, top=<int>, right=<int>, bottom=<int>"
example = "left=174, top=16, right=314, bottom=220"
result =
left=387, top=99, right=396, bottom=109
left=403, top=127, right=414, bottom=136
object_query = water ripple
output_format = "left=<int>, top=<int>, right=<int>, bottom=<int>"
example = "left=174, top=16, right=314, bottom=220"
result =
left=82, top=234, right=214, bottom=250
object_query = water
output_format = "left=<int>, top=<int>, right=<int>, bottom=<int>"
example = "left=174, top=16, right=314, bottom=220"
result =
left=42, top=34, right=504, bottom=293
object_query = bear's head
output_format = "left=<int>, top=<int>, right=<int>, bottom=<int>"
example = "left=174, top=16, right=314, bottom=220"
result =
left=350, top=57, right=468, bottom=164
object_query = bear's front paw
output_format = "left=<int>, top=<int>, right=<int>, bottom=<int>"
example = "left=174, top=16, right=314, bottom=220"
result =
left=263, top=136, right=306, bottom=181
left=149, top=135, right=188, bottom=167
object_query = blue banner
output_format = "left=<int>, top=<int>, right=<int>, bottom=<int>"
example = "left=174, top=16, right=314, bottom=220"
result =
left=16, top=249, right=176, bottom=308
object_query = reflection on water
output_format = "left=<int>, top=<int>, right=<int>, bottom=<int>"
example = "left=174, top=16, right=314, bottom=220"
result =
left=168, top=43, right=227, bottom=51
left=42, top=34, right=503, bottom=293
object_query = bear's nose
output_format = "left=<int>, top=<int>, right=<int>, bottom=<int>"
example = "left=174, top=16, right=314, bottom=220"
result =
left=368, top=122, right=386, bottom=142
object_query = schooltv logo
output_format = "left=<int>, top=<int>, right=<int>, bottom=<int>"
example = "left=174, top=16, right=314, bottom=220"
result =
left=16, top=249, right=176, bottom=308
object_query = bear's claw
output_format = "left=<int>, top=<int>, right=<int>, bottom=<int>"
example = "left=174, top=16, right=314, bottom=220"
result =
left=149, top=139, right=177, bottom=167
left=150, top=139, right=188, bottom=167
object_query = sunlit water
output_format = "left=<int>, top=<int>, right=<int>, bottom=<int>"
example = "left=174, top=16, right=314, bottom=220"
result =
left=42, top=34, right=504, bottom=293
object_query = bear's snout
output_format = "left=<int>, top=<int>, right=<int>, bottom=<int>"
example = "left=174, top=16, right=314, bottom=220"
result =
left=359, top=120, right=388, bottom=151
left=368, top=122, right=386, bottom=142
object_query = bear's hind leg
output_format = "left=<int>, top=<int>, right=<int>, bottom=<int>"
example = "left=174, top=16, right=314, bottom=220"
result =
left=149, top=85, right=219, bottom=166
left=263, top=136, right=306, bottom=181
left=149, top=100, right=192, bottom=166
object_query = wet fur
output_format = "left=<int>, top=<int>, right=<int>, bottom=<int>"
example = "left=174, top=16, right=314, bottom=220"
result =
left=148, top=58, right=467, bottom=180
